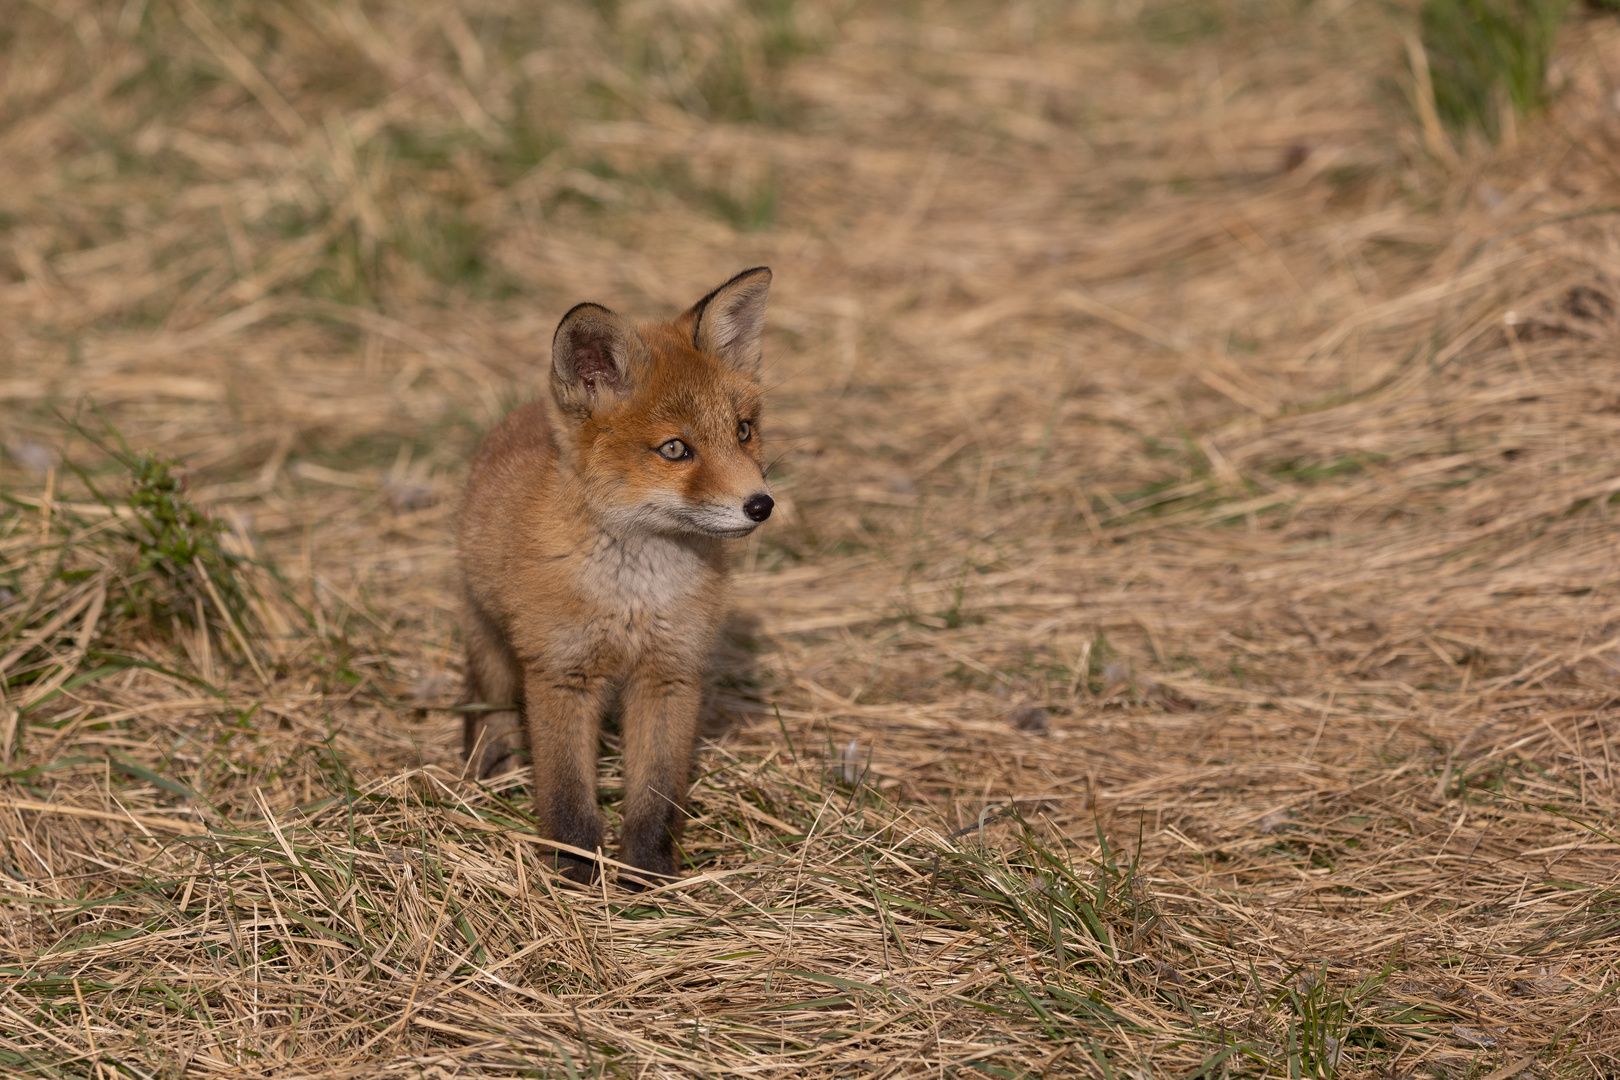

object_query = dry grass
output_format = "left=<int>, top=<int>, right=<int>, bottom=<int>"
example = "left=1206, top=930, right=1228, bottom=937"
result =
left=4, top=0, right=1620, bottom=1076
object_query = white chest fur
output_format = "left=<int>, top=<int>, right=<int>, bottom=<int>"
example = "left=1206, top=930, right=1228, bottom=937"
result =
left=578, top=530, right=708, bottom=616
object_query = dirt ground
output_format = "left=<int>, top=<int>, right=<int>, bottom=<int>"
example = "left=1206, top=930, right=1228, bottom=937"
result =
left=4, top=1, right=1620, bottom=1076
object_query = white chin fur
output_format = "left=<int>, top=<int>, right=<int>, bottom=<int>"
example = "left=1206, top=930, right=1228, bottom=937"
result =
left=603, top=500, right=757, bottom=538
left=681, top=505, right=759, bottom=537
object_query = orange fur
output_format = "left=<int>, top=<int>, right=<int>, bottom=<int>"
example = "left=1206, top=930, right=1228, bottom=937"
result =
left=458, top=269, right=774, bottom=887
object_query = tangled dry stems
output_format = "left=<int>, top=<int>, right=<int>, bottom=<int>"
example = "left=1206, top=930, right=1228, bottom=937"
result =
left=4, top=0, right=1620, bottom=1076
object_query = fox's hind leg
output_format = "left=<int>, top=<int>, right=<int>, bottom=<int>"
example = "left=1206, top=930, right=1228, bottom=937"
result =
left=461, top=603, right=525, bottom=779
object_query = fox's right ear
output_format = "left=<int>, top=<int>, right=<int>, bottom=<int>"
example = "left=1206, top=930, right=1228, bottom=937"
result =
left=551, top=303, right=644, bottom=415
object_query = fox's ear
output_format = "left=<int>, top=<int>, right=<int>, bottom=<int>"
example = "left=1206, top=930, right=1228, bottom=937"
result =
left=689, top=267, right=771, bottom=375
left=551, top=303, right=644, bottom=414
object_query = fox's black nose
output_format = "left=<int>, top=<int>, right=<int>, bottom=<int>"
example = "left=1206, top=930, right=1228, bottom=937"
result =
left=743, top=494, right=774, bottom=522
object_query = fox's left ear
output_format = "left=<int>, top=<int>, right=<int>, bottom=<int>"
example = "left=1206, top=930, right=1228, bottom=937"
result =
left=689, top=267, right=771, bottom=375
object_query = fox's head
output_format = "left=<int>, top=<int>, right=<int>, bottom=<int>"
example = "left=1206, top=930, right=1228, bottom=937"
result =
left=547, top=268, right=775, bottom=538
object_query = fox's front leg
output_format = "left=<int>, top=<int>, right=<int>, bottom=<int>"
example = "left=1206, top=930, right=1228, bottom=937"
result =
left=524, top=667, right=608, bottom=883
left=616, top=665, right=702, bottom=887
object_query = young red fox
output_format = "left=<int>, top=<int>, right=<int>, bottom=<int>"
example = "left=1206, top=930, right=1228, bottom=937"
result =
left=458, top=268, right=775, bottom=887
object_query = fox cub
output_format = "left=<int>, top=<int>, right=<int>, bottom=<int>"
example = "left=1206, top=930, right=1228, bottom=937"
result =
left=458, top=268, right=775, bottom=887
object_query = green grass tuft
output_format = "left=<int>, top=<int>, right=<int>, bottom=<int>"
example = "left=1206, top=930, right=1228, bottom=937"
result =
left=1419, top=0, right=1570, bottom=140
left=61, top=424, right=250, bottom=642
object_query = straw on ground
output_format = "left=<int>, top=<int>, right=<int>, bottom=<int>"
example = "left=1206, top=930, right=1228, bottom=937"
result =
left=3, top=1, right=1620, bottom=1076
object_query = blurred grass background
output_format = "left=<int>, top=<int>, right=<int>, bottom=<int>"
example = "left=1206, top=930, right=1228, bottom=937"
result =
left=4, top=0, right=1620, bottom=1077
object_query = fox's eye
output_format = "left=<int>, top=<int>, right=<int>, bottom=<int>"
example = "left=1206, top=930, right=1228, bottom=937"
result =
left=737, top=420, right=752, bottom=443
left=657, top=439, right=691, bottom=461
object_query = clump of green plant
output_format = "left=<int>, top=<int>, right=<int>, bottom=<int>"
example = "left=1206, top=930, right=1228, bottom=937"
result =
left=115, top=450, right=247, bottom=628
left=0, top=430, right=278, bottom=766
left=55, top=421, right=265, bottom=666
left=1419, top=0, right=1570, bottom=141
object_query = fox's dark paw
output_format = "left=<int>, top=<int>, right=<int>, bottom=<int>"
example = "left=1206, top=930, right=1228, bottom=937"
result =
left=475, top=748, right=525, bottom=779
left=555, top=854, right=599, bottom=886
left=464, top=711, right=526, bottom=779
left=618, top=841, right=677, bottom=892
